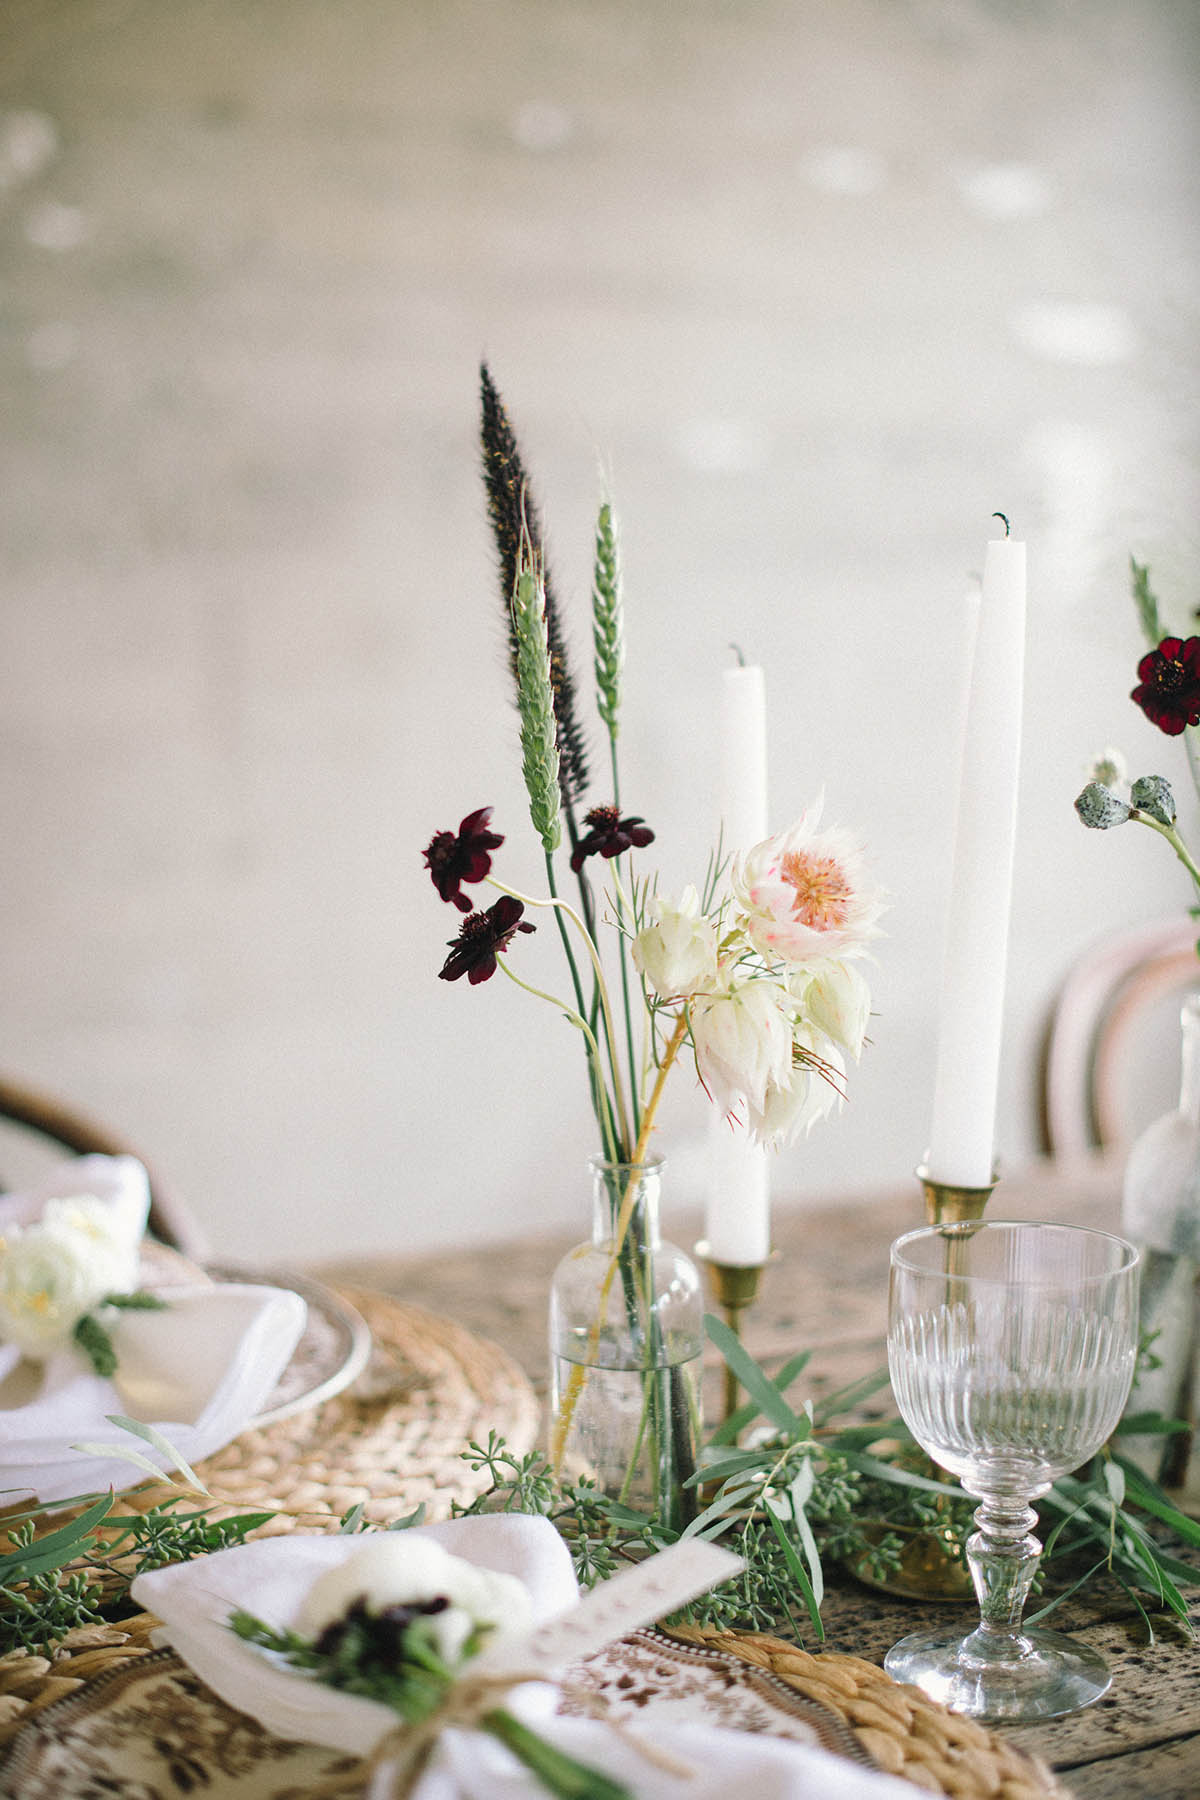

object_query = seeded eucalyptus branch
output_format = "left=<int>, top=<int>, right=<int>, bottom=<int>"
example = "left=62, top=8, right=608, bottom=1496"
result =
left=456, top=1326, right=1200, bottom=1646
left=1, top=1488, right=277, bottom=1656
left=592, top=499, right=623, bottom=742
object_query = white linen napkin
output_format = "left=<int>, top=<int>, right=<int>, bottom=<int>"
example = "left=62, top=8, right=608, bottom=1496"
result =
left=0, top=1152, right=152, bottom=1238
left=134, top=1516, right=915, bottom=1800
left=0, top=1155, right=307, bottom=1503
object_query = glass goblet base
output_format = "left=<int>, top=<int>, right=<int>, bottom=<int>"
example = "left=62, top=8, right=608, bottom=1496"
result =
left=884, top=1623, right=1111, bottom=1722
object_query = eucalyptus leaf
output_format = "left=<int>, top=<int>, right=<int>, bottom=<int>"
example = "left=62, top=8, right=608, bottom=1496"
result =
left=704, top=1316, right=803, bottom=1434
left=765, top=1504, right=824, bottom=1640
left=103, top=1414, right=209, bottom=1493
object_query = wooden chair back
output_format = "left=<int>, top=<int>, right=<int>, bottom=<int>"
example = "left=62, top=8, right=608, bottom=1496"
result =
left=0, top=1075, right=208, bottom=1261
left=1039, top=917, right=1199, bottom=1157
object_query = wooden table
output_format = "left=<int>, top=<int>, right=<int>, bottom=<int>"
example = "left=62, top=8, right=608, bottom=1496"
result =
left=318, top=1156, right=1200, bottom=1799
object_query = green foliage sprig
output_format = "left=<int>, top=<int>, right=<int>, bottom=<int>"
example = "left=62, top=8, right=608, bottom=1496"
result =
left=70, top=1291, right=168, bottom=1378
left=0, top=1490, right=276, bottom=1655
left=457, top=1320, right=1200, bottom=1647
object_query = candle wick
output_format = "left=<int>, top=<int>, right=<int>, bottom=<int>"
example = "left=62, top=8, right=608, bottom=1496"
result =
left=991, top=511, right=1011, bottom=538
left=729, top=643, right=747, bottom=667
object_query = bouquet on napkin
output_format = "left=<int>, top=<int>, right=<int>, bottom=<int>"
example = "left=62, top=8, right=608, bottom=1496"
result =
left=135, top=1514, right=911, bottom=1800
left=0, top=1155, right=307, bottom=1502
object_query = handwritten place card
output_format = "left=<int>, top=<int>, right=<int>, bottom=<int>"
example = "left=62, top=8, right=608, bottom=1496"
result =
left=473, top=1539, right=745, bottom=1677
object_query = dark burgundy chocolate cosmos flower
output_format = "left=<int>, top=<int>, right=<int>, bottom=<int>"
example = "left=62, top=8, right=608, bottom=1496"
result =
left=423, top=807, right=504, bottom=911
left=1131, top=636, right=1200, bottom=736
left=439, top=895, right=535, bottom=984
left=569, top=806, right=655, bottom=874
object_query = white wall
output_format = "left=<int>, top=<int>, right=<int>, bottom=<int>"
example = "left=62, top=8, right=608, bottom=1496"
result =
left=2, top=1, right=1197, bottom=1266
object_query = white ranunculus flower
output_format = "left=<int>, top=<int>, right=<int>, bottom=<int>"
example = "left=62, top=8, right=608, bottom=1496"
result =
left=748, top=1031, right=846, bottom=1149
left=41, top=1194, right=142, bottom=1292
left=733, top=799, right=885, bottom=967
left=631, top=885, right=718, bottom=999
left=0, top=1216, right=120, bottom=1358
left=794, top=959, right=872, bottom=1061
left=297, top=1533, right=533, bottom=1671
left=690, top=976, right=794, bottom=1115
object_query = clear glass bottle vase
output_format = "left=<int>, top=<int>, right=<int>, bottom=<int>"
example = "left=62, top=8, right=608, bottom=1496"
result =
left=548, top=1156, right=703, bottom=1531
left=1119, top=992, right=1200, bottom=1488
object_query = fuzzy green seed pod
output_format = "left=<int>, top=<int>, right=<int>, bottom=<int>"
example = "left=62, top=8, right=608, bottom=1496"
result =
left=1075, top=781, right=1132, bottom=830
left=1130, top=774, right=1176, bottom=827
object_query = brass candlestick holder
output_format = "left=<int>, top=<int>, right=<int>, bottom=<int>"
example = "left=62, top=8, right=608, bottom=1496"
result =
left=916, top=1163, right=999, bottom=1227
left=695, top=1241, right=777, bottom=1427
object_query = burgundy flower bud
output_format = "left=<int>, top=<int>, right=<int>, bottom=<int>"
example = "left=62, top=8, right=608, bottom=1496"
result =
left=569, top=805, right=655, bottom=874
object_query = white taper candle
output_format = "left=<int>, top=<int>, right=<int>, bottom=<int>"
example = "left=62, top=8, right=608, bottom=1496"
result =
left=926, top=531, right=1027, bottom=1186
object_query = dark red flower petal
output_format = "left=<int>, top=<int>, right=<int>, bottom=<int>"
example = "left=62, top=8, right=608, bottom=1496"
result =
left=424, top=805, right=504, bottom=909
left=438, top=895, right=534, bottom=983
left=569, top=806, right=656, bottom=872
left=1131, top=636, right=1200, bottom=737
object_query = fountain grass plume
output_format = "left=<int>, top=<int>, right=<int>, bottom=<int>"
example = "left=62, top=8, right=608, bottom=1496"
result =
left=480, top=364, right=590, bottom=809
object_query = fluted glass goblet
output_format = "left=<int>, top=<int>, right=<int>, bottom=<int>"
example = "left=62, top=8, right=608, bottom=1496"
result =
left=885, top=1220, right=1139, bottom=1721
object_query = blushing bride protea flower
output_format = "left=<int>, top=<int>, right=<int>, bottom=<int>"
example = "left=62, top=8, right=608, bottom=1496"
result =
left=792, top=958, right=872, bottom=1063
left=631, top=885, right=718, bottom=999
left=689, top=973, right=794, bottom=1117
left=748, top=1025, right=847, bottom=1150
left=733, top=801, right=885, bottom=968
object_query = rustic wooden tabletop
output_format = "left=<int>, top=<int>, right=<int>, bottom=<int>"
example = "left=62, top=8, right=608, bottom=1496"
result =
left=318, top=1155, right=1200, bottom=1800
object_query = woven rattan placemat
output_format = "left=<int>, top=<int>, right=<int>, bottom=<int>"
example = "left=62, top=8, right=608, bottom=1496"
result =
left=125, top=1284, right=542, bottom=1530
left=0, top=1613, right=1072, bottom=1796
left=665, top=1626, right=1071, bottom=1798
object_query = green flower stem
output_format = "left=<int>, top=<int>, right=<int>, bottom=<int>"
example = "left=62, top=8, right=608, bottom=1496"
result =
left=550, top=1011, right=689, bottom=1476
left=497, top=961, right=620, bottom=1164
left=1186, top=727, right=1200, bottom=811
left=482, top=1707, right=632, bottom=1800
left=608, top=743, right=642, bottom=1142
left=488, top=873, right=634, bottom=1159
left=1135, top=809, right=1200, bottom=894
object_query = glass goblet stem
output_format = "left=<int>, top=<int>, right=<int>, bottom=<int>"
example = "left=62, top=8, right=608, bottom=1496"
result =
left=961, top=1492, right=1041, bottom=1659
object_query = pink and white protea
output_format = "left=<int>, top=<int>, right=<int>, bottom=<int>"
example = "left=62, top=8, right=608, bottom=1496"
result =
left=792, top=958, right=872, bottom=1061
left=632, top=885, right=719, bottom=999
left=748, top=1027, right=847, bottom=1149
left=690, top=974, right=794, bottom=1116
left=733, top=802, right=884, bottom=967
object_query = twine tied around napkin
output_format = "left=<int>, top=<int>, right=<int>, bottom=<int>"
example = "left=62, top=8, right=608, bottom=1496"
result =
left=313, top=1664, right=697, bottom=1800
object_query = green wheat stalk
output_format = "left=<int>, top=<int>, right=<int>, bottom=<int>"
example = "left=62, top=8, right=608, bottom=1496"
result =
left=512, top=538, right=562, bottom=855
left=592, top=499, right=623, bottom=740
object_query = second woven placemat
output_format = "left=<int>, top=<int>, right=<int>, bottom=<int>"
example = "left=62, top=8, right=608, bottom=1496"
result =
left=193, top=1284, right=542, bottom=1526
left=665, top=1625, right=1072, bottom=1798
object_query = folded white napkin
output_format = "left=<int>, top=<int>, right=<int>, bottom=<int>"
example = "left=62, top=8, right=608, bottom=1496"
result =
left=0, top=1155, right=307, bottom=1503
left=134, top=1516, right=915, bottom=1800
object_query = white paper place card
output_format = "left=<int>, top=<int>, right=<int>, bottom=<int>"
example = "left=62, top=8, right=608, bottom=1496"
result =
left=474, top=1539, right=744, bottom=1677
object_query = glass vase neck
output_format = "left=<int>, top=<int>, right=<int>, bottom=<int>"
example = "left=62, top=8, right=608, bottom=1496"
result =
left=1178, top=995, right=1200, bottom=1123
left=589, top=1156, right=664, bottom=1249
